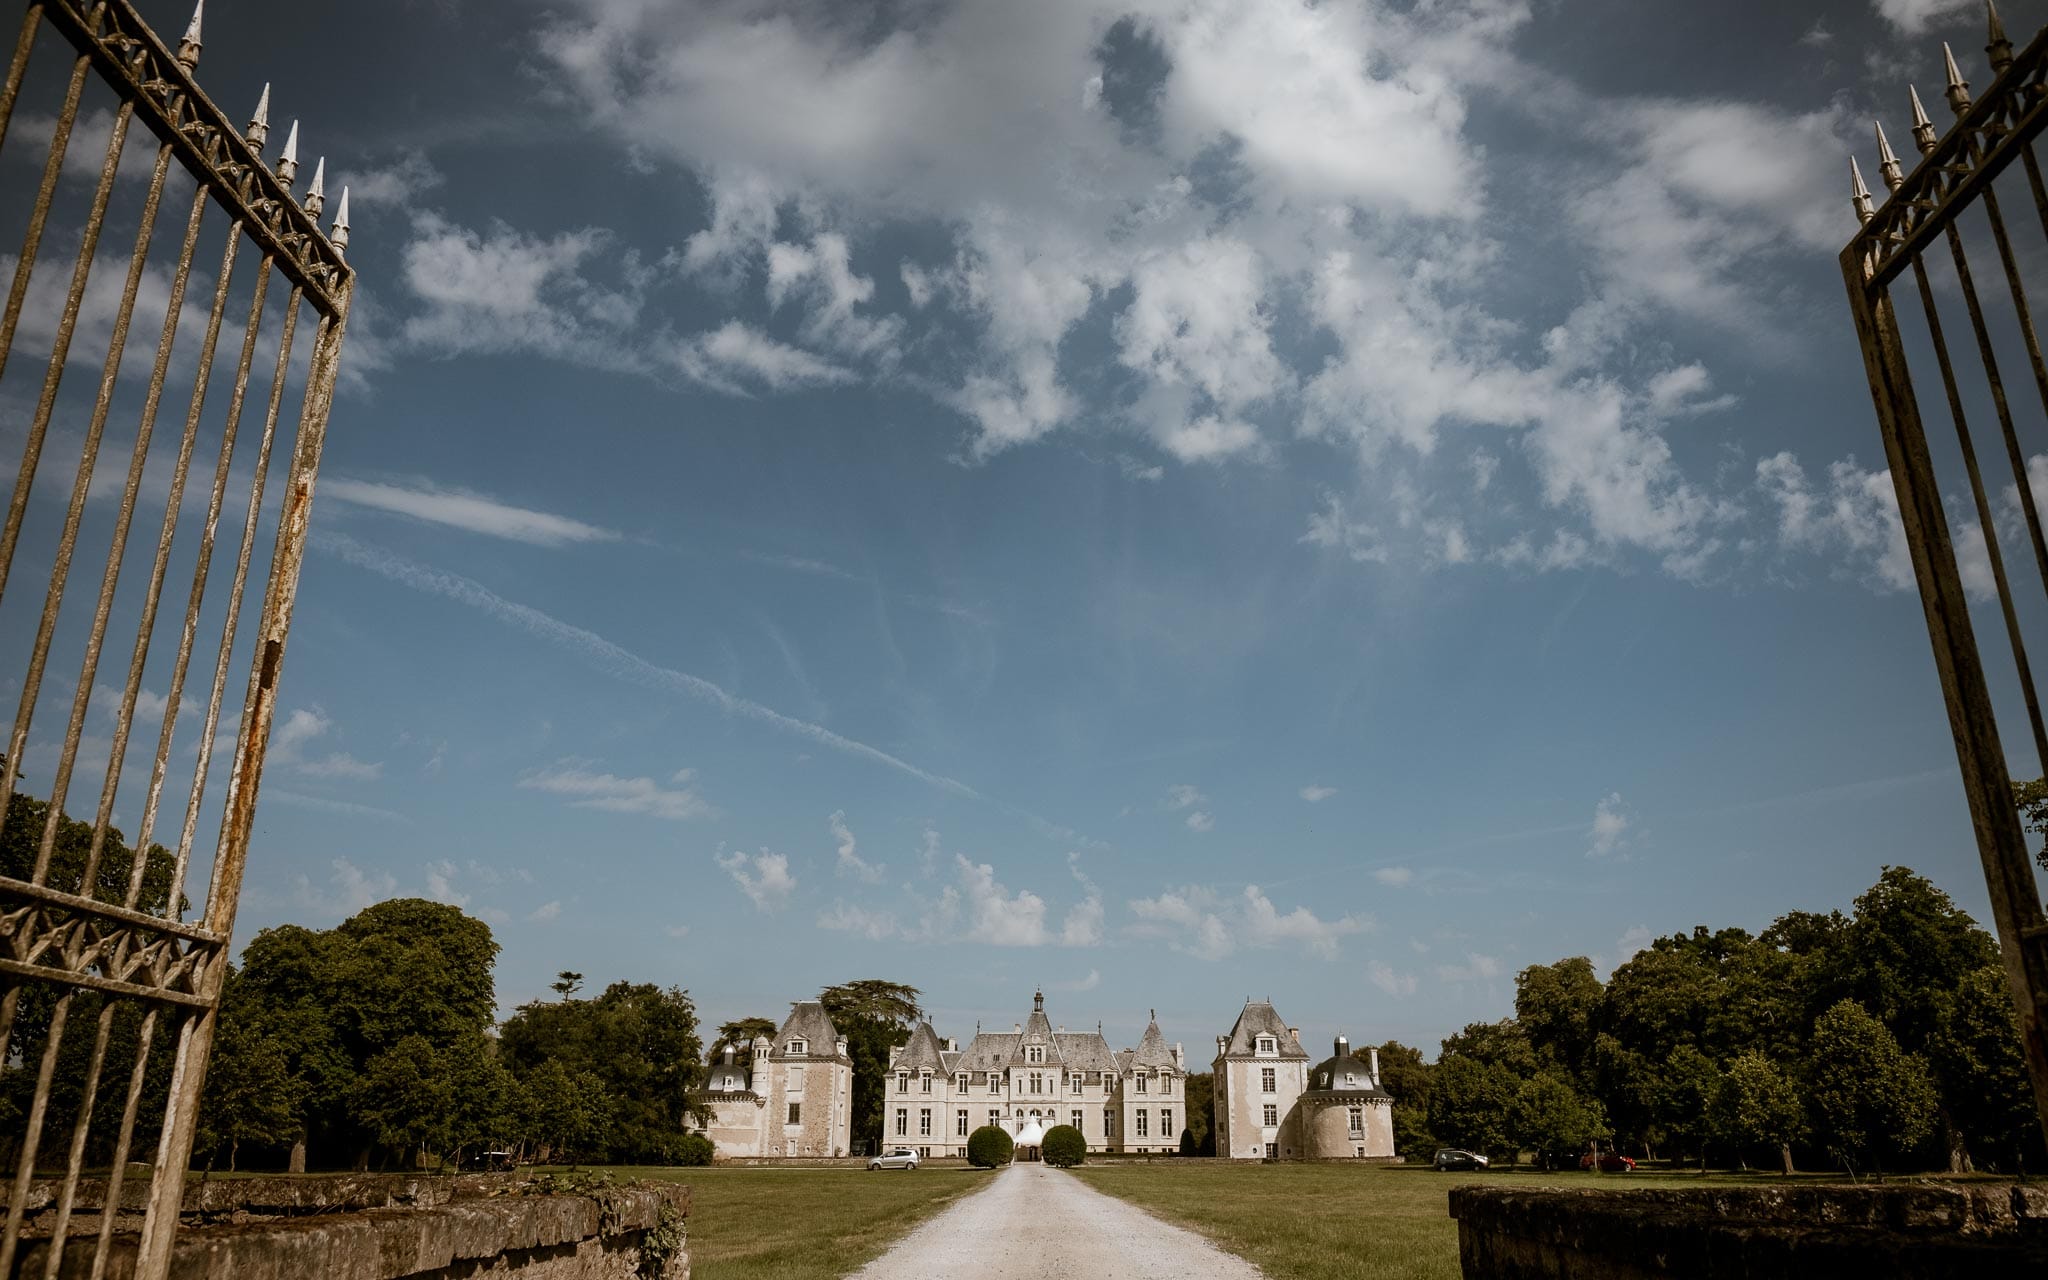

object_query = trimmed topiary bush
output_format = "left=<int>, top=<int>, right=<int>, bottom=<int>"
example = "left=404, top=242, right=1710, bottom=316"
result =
left=1041, top=1124, right=1086, bottom=1167
left=967, top=1124, right=1015, bottom=1168
left=675, top=1133, right=715, bottom=1166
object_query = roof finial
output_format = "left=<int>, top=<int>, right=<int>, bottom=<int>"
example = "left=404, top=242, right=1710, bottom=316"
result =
left=1944, top=42, right=1972, bottom=115
left=304, top=156, right=326, bottom=218
left=277, top=121, right=300, bottom=185
left=1876, top=121, right=1903, bottom=191
left=176, top=0, right=204, bottom=69
left=1988, top=1, right=2014, bottom=74
left=1910, top=85, right=1938, bottom=155
left=331, top=187, right=350, bottom=257
left=1851, top=156, right=1875, bottom=224
left=247, top=83, right=271, bottom=155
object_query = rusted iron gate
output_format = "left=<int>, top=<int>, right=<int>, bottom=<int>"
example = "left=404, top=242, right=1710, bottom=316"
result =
left=1843, top=3, right=2048, bottom=1148
left=0, top=1, right=351, bottom=1275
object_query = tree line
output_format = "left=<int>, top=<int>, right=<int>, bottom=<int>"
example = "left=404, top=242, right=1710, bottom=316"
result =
left=1360, top=866, right=2039, bottom=1176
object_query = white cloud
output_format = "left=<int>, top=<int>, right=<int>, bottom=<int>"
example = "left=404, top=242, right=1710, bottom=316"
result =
left=1185, top=810, right=1214, bottom=833
left=1299, top=784, right=1338, bottom=803
left=1059, top=968, right=1103, bottom=992
left=818, top=900, right=899, bottom=940
left=520, top=759, right=711, bottom=820
left=1373, top=866, right=1414, bottom=887
left=272, top=705, right=382, bottom=780
left=425, top=859, right=469, bottom=907
left=529, top=900, right=564, bottom=923
left=953, top=855, right=1050, bottom=946
left=718, top=847, right=797, bottom=912
left=338, top=151, right=444, bottom=210
left=329, top=858, right=398, bottom=913
left=829, top=809, right=885, bottom=882
left=1128, top=883, right=1368, bottom=961
left=1061, top=853, right=1105, bottom=946
left=671, top=321, right=858, bottom=394
left=324, top=477, right=618, bottom=546
left=1757, top=451, right=1920, bottom=594
left=1589, top=792, right=1631, bottom=860
left=1871, top=0, right=1977, bottom=36
left=1435, top=952, right=1503, bottom=983
left=1164, top=783, right=1206, bottom=810
left=1368, top=961, right=1418, bottom=997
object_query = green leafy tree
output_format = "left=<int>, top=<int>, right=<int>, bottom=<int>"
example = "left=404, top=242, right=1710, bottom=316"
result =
left=1429, top=1022, right=1530, bottom=1163
left=1927, top=965, right=2039, bottom=1173
left=351, top=1035, right=455, bottom=1165
left=2013, top=776, right=2048, bottom=872
left=196, top=973, right=302, bottom=1171
left=1369, top=1041, right=1437, bottom=1161
left=499, top=981, right=704, bottom=1163
left=819, top=979, right=923, bottom=1147
left=1511, top=1070, right=1608, bottom=1169
left=519, top=1057, right=614, bottom=1163
left=715, top=1017, right=780, bottom=1050
left=1515, top=958, right=1603, bottom=1088
left=1042, top=1124, right=1087, bottom=1167
left=676, top=1133, right=715, bottom=1166
left=1807, top=1000, right=1937, bottom=1176
left=1709, top=1051, right=1805, bottom=1174
left=1180, top=1072, right=1215, bottom=1155
left=966, top=1124, right=1014, bottom=1168
left=552, top=971, right=584, bottom=999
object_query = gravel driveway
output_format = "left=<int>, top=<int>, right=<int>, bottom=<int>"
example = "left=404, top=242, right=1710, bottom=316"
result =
left=845, top=1163, right=1263, bottom=1279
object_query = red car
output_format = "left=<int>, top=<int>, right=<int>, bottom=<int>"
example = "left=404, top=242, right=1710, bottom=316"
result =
left=1580, top=1151, right=1635, bottom=1172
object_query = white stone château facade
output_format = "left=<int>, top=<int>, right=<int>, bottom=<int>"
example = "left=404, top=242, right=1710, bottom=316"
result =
left=1212, top=998, right=1395, bottom=1161
left=885, top=990, right=1189, bottom=1157
left=687, top=1001, right=853, bottom=1157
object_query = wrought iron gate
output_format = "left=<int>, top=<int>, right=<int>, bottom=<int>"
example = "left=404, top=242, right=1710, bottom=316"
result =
left=1843, top=3, right=2048, bottom=1146
left=0, top=1, right=352, bottom=1274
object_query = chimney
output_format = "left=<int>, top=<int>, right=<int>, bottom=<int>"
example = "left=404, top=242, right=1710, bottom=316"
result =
left=1172, top=1042, right=1184, bottom=1067
left=1288, top=1027, right=1301, bottom=1045
left=1335, top=1034, right=1349, bottom=1061
left=1058, top=1025, right=1066, bottom=1034
left=1014, top=1023, right=1022, bottom=1034
left=1368, top=1046, right=1381, bottom=1089
left=835, top=1035, right=848, bottom=1057
left=1216, top=1035, right=1229, bottom=1056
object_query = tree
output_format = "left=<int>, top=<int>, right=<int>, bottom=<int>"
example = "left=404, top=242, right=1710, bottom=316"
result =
left=819, top=979, right=923, bottom=1147
left=676, top=1133, right=715, bottom=1166
left=1516, top=958, right=1602, bottom=1088
left=1429, top=1054, right=1519, bottom=1162
left=1710, top=1052, right=1804, bottom=1174
left=499, top=981, right=705, bottom=1163
left=552, top=971, right=584, bottom=999
left=966, top=1125, right=1014, bottom=1168
left=1370, top=1041, right=1437, bottom=1161
left=196, top=973, right=301, bottom=1171
left=1926, top=965, right=2040, bottom=1173
left=519, top=1058, right=614, bottom=1164
left=2013, top=776, right=2048, bottom=872
left=1807, top=1000, right=1936, bottom=1176
left=715, top=1017, right=780, bottom=1050
left=1042, top=1124, right=1086, bottom=1167
left=1180, top=1072, right=1215, bottom=1155
left=350, top=1035, right=455, bottom=1166
left=1511, top=1071, right=1607, bottom=1169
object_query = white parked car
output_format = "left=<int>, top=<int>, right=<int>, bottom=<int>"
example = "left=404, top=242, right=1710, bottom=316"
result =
left=869, top=1147, right=920, bottom=1171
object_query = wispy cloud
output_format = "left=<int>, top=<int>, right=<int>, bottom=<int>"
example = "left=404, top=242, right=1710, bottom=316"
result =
left=718, top=847, right=797, bottom=911
left=1299, top=784, right=1338, bottom=803
left=1373, top=866, right=1414, bottom=887
left=829, top=809, right=885, bottom=882
left=520, top=759, right=712, bottom=820
left=319, top=533, right=980, bottom=797
left=1588, top=792, right=1631, bottom=859
left=324, top=477, right=618, bottom=546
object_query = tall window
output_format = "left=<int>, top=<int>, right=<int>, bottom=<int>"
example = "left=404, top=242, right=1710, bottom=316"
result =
left=1071, top=1109, right=1083, bottom=1130
left=897, top=1072, right=908, bottom=1094
left=989, top=1109, right=1002, bottom=1128
left=896, top=1108, right=908, bottom=1136
left=921, top=1071, right=932, bottom=1094
left=1162, top=1076, right=1172, bottom=1095
left=1104, top=1109, right=1116, bottom=1137
left=957, top=1073, right=968, bottom=1092
left=1261, top=1067, right=1276, bottom=1094
left=1030, top=1072, right=1043, bottom=1094
left=788, top=1066, right=805, bottom=1094
left=989, top=1076, right=1001, bottom=1095
left=1163, top=1109, right=1174, bottom=1137
left=1348, top=1107, right=1363, bottom=1136
left=957, top=1111, right=969, bottom=1137
left=1136, top=1074, right=1148, bottom=1094
left=788, top=1103, right=801, bottom=1124
left=1263, top=1104, right=1278, bottom=1126
left=1027, top=1046, right=1044, bottom=1064
left=920, top=1108, right=932, bottom=1136
left=1136, top=1111, right=1149, bottom=1137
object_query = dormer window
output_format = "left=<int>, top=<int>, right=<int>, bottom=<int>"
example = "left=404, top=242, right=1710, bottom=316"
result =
left=789, top=1039, right=808, bottom=1055
left=897, top=1071, right=909, bottom=1093
left=956, top=1073, right=968, bottom=1092
left=921, top=1071, right=932, bottom=1093
left=1345, top=1073, right=1356, bottom=1087
left=1257, top=1036, right=1275, bottom=1055
left=1026, top=1046, right=1044, bottom=1064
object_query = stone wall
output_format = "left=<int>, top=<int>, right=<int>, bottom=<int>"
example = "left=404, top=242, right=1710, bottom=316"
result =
left=8, top=1174, right=688, bottom=1280
left=1449, top=1183, right=2048, bottom=1279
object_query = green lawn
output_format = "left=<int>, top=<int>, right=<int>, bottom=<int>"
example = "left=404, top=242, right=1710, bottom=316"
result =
left=599, top=1165, right=989, bottom=1280
left=1068, top=1162, right=1863, bottom=1280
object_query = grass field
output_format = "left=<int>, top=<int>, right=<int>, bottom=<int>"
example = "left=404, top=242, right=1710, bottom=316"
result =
left=598, top=1165, right=988, bottom=1280
left=1068, top=1162, right=1862, bottom=1280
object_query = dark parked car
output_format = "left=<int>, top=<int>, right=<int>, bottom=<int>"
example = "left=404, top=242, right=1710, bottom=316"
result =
left=1433, top=1148, right=1489, bottom=1171
left=1580, top=1150, right=1635, bottom=1172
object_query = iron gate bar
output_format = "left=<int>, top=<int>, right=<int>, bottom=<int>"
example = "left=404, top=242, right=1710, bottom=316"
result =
left=0, top=2, right=355, bottom=1275
left=1844, top=4, right=2048, bottom=1148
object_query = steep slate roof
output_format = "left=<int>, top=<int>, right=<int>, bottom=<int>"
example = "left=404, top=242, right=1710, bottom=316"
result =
left=1008, top=991, right=1065, bottom=1067
left=958, top=1032, right=1021, bottom=1075
left=773, top=1001, right=848, bottom=1061
left=893, top=1021, right=949, bottom=1073
left=1128, top=1013, right=1178, bottom=1072
left=1219, top=1000, right=1309, bottom=1058
left=1052, top=1031, right=1117, bottom=1074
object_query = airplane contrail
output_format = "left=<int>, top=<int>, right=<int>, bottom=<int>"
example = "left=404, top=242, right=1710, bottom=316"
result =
left=317, top=532, right=982, bottom=799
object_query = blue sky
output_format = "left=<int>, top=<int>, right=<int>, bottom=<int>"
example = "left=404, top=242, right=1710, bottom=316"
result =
left=6, top=0, right=2048, bottom=1059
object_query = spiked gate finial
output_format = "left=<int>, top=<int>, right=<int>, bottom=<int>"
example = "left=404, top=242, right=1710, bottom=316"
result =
left=1910, top=85, right=1939, bottom=155
left=331, top=187, right=351, bottom=257
left=277, top=121, right=300, bottom=184
left=1944, top=42, right=1972, bottom=115
left=1988, top=1, right=2014, bottom=74
left=1875, top=121, right=1904, bottom=190
left=1851, top=156, right=1875, bottom=224
left=176, top=0, right=204, bottom=69
left=304, top=156, right=326, bottom=218
left=247, top=84, right=271, bottom=155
